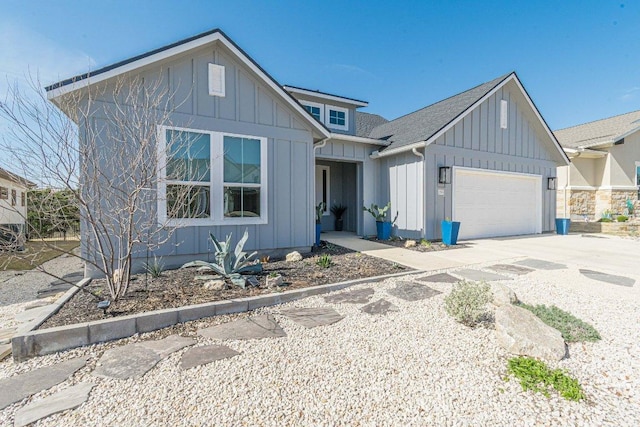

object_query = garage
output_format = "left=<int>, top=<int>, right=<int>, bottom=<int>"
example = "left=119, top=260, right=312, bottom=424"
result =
left=452, top=167, right=542, bottom=240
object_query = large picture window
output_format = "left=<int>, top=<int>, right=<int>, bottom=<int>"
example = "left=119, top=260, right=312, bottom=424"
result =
left=158, top=126, right=267, bottom=225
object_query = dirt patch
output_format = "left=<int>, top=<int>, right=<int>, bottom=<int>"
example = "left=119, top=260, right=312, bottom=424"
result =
left=363, top=236, right=468, bottom=252
left=41, top=243, right=409, bottom=328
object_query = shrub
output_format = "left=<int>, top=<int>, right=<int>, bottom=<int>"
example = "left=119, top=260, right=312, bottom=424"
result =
left=599, top=217, right=613, bottom=223
left=316, top=254, right=333, bottom=268
left=420, top=239, right=432, bottom=248
left=143, top=256, right=164, bottom=278
left=517, top=303, right=601, bottom=342
left=506, top=356, right=585, bottom=401
left=617, top=215, right=628, bottom=222
left=444, top=280, right=492, bottom=326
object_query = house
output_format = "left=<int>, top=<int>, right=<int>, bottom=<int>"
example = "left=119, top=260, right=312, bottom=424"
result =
left=45, top=29, right=568, bottom=276
left=554, top=110, right=640, bottom=219
left=0, top=167, right=33, bottom=246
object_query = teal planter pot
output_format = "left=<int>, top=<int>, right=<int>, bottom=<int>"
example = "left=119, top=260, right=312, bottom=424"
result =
left=441, top=221, right=461, bottom=245
left=376, top=221, right=392, bottom=240
left=315, top=223, right=322, bottom=246
left=555, top=218, right=570, bottom=235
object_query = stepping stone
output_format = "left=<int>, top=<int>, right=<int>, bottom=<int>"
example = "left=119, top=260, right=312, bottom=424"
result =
left=14, top=304, right=57, bottom=323
left=139, top=335, right=195, bottom=358
left=416, top=273, right=460, bottom=283
left=0, top=357, right=87, bottom=410
left=199, top=314, right=287, bottom=340
left=14, top=382, right=95, bottom=427
left=579, top=269, right=635, bottom=287
left=280, top=307, right=344, bottom=329
left=387, top=282, right=441, bottom=301
left=361, top=299, right=398, bottom=315
left=454, top=269, right=511, bottom=282
left=37, top=286, right=71, bottom=298
left=514, top=259, right=566, bottom=270
left=324, top=288, right=375, bottom=304
left=0, top=327, right=16, bottom=344
left=180, top=345, right=240, bottom=370
left=93, top=344, right=161, bottom=380
left=487, top=264, right=534, bottom=275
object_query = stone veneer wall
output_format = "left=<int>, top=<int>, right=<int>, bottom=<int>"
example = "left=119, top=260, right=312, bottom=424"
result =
left=596, top=189, right=639, bottom=216
left=557, top=189, right=639, bottom=219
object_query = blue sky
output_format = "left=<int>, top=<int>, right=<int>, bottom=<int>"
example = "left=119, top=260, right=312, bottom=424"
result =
left=1, top=0, right=638, bottom=129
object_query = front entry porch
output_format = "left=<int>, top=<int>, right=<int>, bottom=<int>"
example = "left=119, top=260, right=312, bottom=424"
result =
left=315, top=159, right=359, bottom=233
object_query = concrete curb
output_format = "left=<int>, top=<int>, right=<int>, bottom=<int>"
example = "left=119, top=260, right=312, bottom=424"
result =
left=12, top=270, right=418, bottom=362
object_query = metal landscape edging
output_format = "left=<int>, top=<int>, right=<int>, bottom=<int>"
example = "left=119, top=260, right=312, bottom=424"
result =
left=12, top=269, right=419, bottom=362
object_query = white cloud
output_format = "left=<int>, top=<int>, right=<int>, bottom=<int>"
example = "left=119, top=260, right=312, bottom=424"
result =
left=326, top=63, right=378, bottom=80
left=619, top=86, right=640, bottom=102
left=0, top=21, right=96, bottom=96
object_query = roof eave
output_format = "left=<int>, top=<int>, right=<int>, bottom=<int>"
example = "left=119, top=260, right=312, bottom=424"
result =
left=283, top=86, right=368, bottom=107
left=329, top=133, right=389, bottom=146
left=370, top=141, right=427, bottom=159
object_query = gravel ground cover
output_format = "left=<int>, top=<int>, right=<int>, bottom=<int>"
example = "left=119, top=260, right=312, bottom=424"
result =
left=1, top=261, right=638, bottom=426
left=41, top=243, right=407, bottom=328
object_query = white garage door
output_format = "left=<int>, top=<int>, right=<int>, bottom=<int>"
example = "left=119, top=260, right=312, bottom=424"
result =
left=452, top=168, right=542, bottom=240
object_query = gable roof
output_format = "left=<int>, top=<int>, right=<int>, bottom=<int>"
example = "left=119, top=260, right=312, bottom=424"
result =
left=369, top=72, right=569, bottom=165
left=554, top=109, right=640, bottom=149
left=369, top=73, right=511, bottom=149
left=355, top=112, right=389, bottom=138
left=0, top=167, right=36, bottom=187
left=45, top=28, right=330, bottom=139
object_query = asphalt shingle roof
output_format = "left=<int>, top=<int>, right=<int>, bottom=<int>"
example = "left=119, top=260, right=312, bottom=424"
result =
left=355, top=112, right=389, bottom=138
left=554, top=110, right=640, bottom=149
left=369, top=73, right=512, bottom=151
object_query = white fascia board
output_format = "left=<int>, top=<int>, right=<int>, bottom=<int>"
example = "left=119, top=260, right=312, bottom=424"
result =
left=283, top=86, right=368, bottom=107
left=370, top=141, right=426, bottom=159
left=46, top=32, right=331, bottom=139
left=565, top=148, right=608, bottom=159
left=329, top=133, right=389, bottom=146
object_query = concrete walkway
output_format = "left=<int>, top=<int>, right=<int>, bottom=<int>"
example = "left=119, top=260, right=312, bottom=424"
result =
left=323, top=231, right=640, bottom=281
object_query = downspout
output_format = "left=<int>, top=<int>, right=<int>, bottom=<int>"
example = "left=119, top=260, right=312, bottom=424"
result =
left=411, top=147, right=426, bottom=239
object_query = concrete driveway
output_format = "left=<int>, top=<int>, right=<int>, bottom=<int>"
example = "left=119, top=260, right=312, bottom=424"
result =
left=324, top=232, right=640, bottom=283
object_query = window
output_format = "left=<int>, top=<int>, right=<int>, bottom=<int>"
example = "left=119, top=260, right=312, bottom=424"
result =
left=0, top=186, right=7, bottom=200
left=301, top=101, right=324, bottom=123
left=326, top=106, right=348, bottom=131
left=11, top=189, right=16, bottom=206
left=158, top=126, right=267, bottom=225
left=21, top=192, right=25, bottom=207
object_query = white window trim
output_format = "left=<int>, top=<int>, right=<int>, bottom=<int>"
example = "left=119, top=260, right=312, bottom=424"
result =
left=157, top=125, right=268, bottom=227
left=300, top=100, right=325, bottom=123
left=326, top=105, right=349, bottom=131
left=316, top=165, right=330, bottom=216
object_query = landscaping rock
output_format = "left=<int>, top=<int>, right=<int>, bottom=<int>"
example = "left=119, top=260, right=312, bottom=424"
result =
left=285, top=251, right=303, bottom=262
left=203, top=279, right=225, bottom=290
left=266, top=274, right=283, bottom=288
left=0, top=357, right=87, bottom=410
left=495, top=305, right=566, bottom=361
left=387, top=282, right=441, bottom=301
left=361, top=299, right=398, bottom=315
left=180, top=345, right=240, bottom=370
left=13, top=382, right=95, bottom=427
left=324, top=288, right=374, bottom=304
left=281, top=307, right=344, bottom=328
left=491, top=284, right=519, bottom=307
left=404, top=239, right=417, bottom=248
left=93, top=344, right=161, bottom=379
left=199, top=314, right=287, bottom=340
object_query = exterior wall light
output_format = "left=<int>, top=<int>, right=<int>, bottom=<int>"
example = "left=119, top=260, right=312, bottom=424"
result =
left=438, top=167, right=451, bottom=184
left=547, top=177, right=557, bottom=190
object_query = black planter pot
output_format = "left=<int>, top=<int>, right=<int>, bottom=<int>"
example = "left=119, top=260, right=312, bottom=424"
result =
left=335, top=219, right=344, bottom=231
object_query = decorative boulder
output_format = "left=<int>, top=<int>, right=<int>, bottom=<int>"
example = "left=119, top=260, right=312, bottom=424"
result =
left=491, top=284, right=519, bottom=307
left=203, top=280, right=225, bottom=291
left=285, top=251, right=303, bottom=262
left=404, top=240, right=417, bottom=248
left=495, top=305, right=566, bottom=361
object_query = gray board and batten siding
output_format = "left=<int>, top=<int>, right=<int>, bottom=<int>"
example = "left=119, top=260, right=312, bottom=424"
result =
left=381, top=79, right=560, bottom=240
left=78, top=41, right=318, bottom=275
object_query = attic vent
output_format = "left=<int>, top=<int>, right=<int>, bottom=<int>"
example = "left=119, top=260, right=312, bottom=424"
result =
left=500, top=100, right=508, bottom=129
left=208, top=63, right=226, bottom=97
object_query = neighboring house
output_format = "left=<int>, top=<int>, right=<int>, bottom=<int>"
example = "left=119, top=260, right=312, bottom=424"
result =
left=554, top=110, right=640, bottom=219
left=0, top=167, right=33, bottom=245
left=45, top=29, right=568, bottom=275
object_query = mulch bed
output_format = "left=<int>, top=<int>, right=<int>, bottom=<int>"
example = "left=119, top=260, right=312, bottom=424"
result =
left=40, top=243, right=409, bottom=329
left=363, top=236, right=468, bottom=252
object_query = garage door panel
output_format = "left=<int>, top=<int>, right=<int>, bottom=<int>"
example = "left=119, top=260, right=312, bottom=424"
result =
left=453, top=168, right=541, bottom=240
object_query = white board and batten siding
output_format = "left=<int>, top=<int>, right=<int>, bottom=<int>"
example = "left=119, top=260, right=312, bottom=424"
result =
left=83, top=41, right=317, bottom=272
left=385, top=80, right=558, bottom=240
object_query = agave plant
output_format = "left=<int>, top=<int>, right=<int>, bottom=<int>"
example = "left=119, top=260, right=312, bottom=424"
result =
left=181, top=228, right=262, bottom=288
